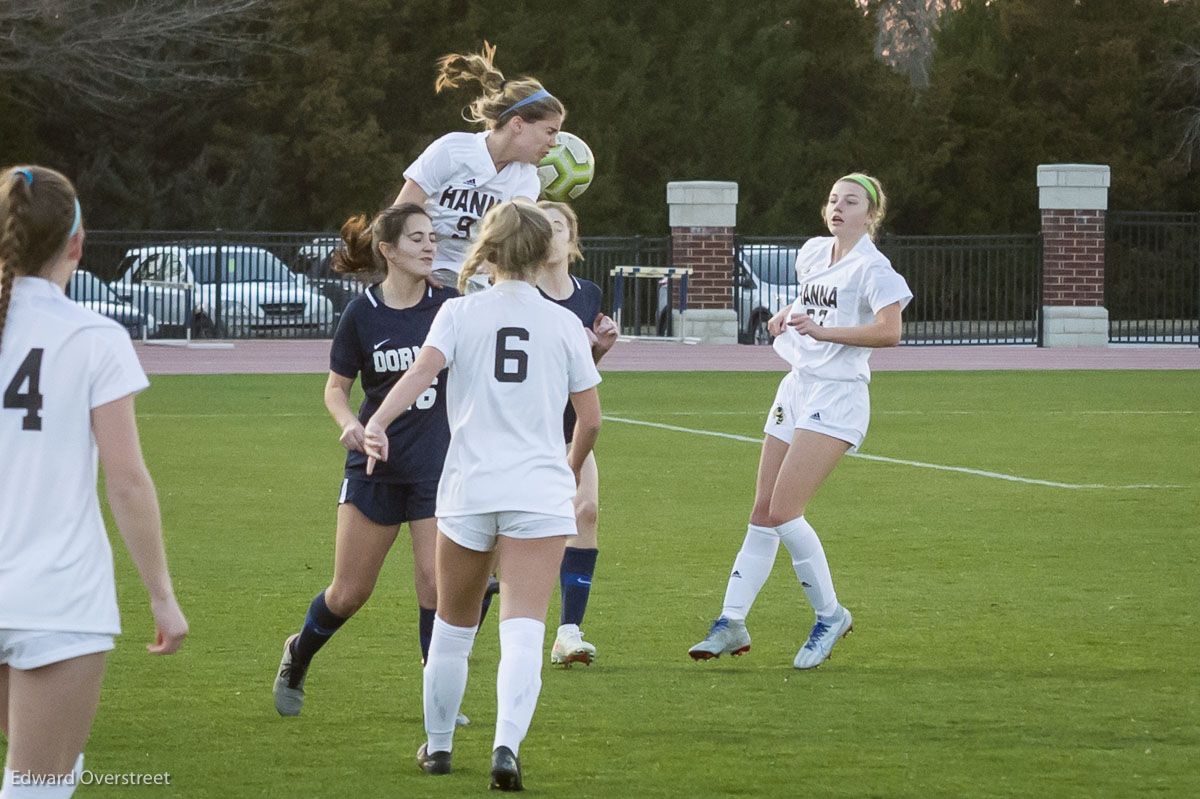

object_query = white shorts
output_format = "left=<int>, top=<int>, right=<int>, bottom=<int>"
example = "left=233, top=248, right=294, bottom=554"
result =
left=438, top=511, right=576, bottom=553
left=763, top=371, right=870, bottom=451
left=0, top=629, right=114, bottom=670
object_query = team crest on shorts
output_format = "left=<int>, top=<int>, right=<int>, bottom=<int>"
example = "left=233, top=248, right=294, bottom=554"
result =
left=773, top=405, right=784, bottom=425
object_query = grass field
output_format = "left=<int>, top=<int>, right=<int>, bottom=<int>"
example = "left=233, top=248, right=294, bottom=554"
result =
left=5, top=369, right=1197, bottom=797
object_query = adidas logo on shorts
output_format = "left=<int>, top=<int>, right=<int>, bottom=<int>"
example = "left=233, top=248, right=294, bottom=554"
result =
left=809, top=412, right=821, bottom=421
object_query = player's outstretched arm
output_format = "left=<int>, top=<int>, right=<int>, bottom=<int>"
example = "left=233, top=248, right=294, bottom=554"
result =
left=325, top=371, right=366, bottom=452
left=394, top=178, right=430, bottom=208
left=92, top=395, right=188, bottom=655
left=567, top=387, right=602, bottom=482
left=363, top=345, right=447, bottom=471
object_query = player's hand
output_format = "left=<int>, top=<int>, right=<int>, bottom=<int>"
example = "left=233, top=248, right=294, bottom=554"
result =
left=339, top=419, right=367, bottom=452
left=592, top=313, right=618, bottom=356
left=147, top=595, right=188, bottom=655
left=767, top=306, right=791, bottom=337
left=363, top=418, right=388, bottom=474
left=790, top=313, right=826, bottom=340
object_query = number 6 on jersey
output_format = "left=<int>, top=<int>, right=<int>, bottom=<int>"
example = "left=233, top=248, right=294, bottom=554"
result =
left=494, top=327, right=529, bottom=383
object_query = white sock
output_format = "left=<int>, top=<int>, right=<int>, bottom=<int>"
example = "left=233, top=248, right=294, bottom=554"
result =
left=494, top=617, right=545, bottom=756
left=776, top=516, right=839, bottom=617
left=1, top=754, right=83, bottom=798
left=720, top=524, right=779, bottom=621
left=424, top=616, right=477, bottom=753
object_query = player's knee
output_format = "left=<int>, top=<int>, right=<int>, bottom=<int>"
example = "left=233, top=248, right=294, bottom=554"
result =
left=574, top=498, right=598, bottom=531
left=326, top=582, right=372, bottom=617
left=749, top=501, right=779, bottom=528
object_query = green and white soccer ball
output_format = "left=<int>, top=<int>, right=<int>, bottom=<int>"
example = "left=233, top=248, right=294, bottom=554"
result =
left=538, top=131, right=595, bottom=202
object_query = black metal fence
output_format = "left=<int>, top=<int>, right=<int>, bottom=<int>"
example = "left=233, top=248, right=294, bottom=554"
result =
left=83, top=230, right=672, bottom=340
left=1106, top=211, right=1200, bottom=345
left=86, top=221, right=1199, bottom=348
left=84, top=230, right=351, bottom=340
left=735, top=234, right=1043, bottom=345
left=578, top=236, right=672, bottom=335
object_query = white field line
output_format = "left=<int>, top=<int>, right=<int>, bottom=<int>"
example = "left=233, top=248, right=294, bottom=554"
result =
left=645, top=409, right=1194, bottom=417
left=603, top=415, right=1183, bottom=490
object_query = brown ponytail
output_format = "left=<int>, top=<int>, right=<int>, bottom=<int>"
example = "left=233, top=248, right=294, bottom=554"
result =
left=332, top=203, right=433, bottom=285
left=435, top=41, right=565, bottom=130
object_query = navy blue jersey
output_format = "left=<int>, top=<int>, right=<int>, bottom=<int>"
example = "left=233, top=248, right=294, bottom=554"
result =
left=539, top=276, right=602, bottom=443
left=330, top=283, right=457, bottom=482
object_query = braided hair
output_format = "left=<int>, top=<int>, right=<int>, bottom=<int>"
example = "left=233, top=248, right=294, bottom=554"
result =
left=0, top=165, right=80, bottom=352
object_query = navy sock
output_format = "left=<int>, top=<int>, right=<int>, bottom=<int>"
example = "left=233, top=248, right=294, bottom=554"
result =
left=292, top=591, right=348, bottom=667
left=560, top=547, right=598, bottom=626
left=418, top=605, right=436, bottom=663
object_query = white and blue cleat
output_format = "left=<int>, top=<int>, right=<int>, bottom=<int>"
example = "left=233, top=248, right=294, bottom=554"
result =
left=688, top=616, right=751, bottom=660
left=793, top=605, right=853, bottom=670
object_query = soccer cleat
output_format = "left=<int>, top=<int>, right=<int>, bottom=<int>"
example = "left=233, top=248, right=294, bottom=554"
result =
left=416, top=742, right=452, bottom=775
left=489, top=745, right=523, bottom=791
left=550, top=623, right=596, bottom=667
left=273, top=633, right=308, bottom=716
left=688, top=616, right=751, bottom=660
left=793, top=606, right=853, bottom=670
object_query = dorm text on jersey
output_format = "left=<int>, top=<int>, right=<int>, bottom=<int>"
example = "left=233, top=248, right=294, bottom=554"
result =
left=372, top=344, right=439, bottom=410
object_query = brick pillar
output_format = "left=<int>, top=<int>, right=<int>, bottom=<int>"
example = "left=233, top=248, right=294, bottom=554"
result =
left=667, top=180, right=738, bottom=343
left=1038, top=164, right=1110, bottom=347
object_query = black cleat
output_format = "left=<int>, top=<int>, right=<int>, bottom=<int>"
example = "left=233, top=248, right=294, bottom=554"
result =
left=417, top=743, right=452, bottom=775
left=489, top=745, right=523, bottom=791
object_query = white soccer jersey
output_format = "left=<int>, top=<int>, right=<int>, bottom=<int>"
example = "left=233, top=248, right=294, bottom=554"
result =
left=404, top=131, right=542, bottom=275
left=772, top=235, right=912, bottom=383
left=422, top=280, right=601, bottom=518
left=0, top=276, right=149, bottom=634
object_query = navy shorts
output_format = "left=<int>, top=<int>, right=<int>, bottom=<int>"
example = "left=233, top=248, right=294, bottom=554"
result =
left=339, top=477, right=438, bottom=526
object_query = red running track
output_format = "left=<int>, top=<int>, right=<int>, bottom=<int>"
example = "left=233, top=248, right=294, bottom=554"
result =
left=133, top=339, right=1200, bottom=376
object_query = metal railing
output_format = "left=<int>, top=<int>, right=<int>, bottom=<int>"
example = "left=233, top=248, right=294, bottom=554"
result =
left=84, top=230, right=355, bottom=340
left=735, top=234, right=1043, bottom=345
left=1106, top=211, right=1200, bottom=345
left=578, top=236, right=672, bottom=336
left=83, top=230, right=673, bottom=340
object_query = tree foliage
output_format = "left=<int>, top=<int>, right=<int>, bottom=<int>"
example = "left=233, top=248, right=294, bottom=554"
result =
left=1, top=0, right=1196, bottom=236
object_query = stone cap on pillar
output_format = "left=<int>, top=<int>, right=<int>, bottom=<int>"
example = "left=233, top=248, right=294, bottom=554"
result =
left=1037, top=164, right=1110, bottom=210
left=667, top=180, right=738, bottom=228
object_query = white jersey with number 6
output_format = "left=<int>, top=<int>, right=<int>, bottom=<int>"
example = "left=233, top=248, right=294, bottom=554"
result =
left=422, top=280, right=601, bottom=519
left=0, top=276, right=149, bottom=634
left=403, top=131, right=542, bottom=276
left=772, top=235, right=912, bottom=383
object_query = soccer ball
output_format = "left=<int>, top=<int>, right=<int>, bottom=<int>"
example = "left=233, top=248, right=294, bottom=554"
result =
left=538, top=131, right=595, bottom=202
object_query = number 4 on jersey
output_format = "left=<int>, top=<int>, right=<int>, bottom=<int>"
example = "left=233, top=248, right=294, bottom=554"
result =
left=3, top=348, right=45, bottom=431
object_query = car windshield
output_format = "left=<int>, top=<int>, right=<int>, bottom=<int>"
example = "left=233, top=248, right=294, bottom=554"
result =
left=68, top=271, right=117, bottom=302
left=188, top=249, right=293, bottom=284
left=742, top=247, right=802, bottom=286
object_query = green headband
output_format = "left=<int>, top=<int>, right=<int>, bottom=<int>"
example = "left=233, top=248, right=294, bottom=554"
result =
left=839, top=173, right=879, bottom=206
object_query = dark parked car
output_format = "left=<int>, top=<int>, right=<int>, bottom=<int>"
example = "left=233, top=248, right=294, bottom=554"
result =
left=67, top=270, right=158, bottom=338
left=290, top=237, right=364, bottom=316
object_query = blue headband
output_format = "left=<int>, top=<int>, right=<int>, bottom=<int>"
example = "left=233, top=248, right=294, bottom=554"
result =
left=502, top=88, right=552, bottom=117
left=68, top=198, right=82, bottom=237
left=11, top=168, right=79, bottom=236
